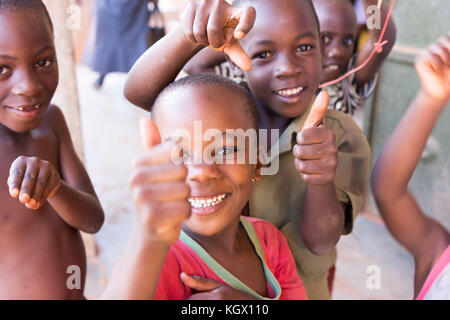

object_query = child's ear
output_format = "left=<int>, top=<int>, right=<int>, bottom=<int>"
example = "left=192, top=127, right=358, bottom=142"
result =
left=253, top=156, right=264, bottom=182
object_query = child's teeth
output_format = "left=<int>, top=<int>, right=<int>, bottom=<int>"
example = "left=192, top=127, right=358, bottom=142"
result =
left=11, top=105, right=40, bottom=111
left=188, top=193, right=228, bottom=208
left=277, top=87, right=303, bottom=97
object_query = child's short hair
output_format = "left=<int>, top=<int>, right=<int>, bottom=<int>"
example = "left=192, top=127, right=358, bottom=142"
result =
left=0, top=0, right=53, bottom=32
left=153, top=73, right=259, bottom=129
left=232, top=0, right=321, bottom=34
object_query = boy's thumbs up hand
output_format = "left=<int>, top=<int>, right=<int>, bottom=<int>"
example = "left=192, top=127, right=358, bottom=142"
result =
left=303, top=91, right=329, bottom=129
left=180, top=0, right=256, bottom=72
left=293, top=91, right=338, bottom=186
left=131, top=117, right=191, bottom=246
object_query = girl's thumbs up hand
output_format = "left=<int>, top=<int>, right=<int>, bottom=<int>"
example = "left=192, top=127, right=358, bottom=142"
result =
left=130, top=117, right=190, bottom=246
left=293, top=92, right=338, bottom=186
left=180, top=0, right=256, bottom=72
left=140, top=116, right=162, bottom=152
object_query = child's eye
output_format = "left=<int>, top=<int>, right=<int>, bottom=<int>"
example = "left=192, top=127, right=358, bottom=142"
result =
left=323, top=35, right=331, bottom=45
left=0, top=66, right=11, bottom=76
left=254, top=51, right=273, bottom=60
left=297, top=44, right=313, bottom=52
left=181, top=149, right=191, bottom=161
left=343, top=38, right=354, bottom=47
left=216, top=146, right=239, bottom=158
left=36, top=59, right=53, bottom=68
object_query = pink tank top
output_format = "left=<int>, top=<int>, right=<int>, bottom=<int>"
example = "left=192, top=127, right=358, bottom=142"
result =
left=416, top=245, right=450, bottom=300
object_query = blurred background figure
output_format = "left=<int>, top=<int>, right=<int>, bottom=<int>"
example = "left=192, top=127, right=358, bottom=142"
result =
left=83, top=0, right=154, bottom=89
left=146, top=0, right=166, bottom=48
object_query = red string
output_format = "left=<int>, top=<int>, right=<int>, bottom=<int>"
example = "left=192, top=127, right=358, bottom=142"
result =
left=318, top=0, right=395, bottom=88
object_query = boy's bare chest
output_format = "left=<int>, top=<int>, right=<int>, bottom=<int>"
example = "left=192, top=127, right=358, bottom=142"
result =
left=0, top=128, right=60, bottom=222
left=0, top=128, right=59, bottom=173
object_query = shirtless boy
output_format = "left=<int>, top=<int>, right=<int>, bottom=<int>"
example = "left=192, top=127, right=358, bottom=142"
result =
left=0, top=0, right=104, bottom=299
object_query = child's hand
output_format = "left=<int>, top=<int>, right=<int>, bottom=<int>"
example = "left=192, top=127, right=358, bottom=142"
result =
left=180, top=0, right=256, bottom=71
left=415, top=34, right=450, bottom=102
left=180, top=273, right=256, bottom=300
left=294, top=92, right=338, bottom=186
left=7, top=156, right=61, bottom=210
left=130, top=118, right=191, bottom=246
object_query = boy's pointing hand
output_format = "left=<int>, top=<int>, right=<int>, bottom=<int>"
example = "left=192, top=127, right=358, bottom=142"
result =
left=180, top=0, right=256, bottom=71
left=293, top=91, right=338, bottom=186
left=130, top=118, right=190, bottom=246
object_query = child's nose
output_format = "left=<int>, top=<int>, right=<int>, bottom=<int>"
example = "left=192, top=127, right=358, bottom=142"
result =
left=12, top=71, right=43, bottom=97
left=326, top=45, right=343, bottom=59
left=187, top=163, right=222, bottom=184
left=274, top=53, right=302, bottom=78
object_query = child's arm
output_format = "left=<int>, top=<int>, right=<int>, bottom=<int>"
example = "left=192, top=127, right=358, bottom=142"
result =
left=7, top=106, right=104, bottom=234
left=183, top=48, right=227, bottom=74
left=294, top=92, right=345, bottom=255
left=371, top=36, right=450, bottom=261
left=354, top=0, right=397, bottom=88
left=124, top=26, right=202, bottom=110
left=124, top=0, right=256, bottom=111
left=100, top=118, right=190, bottom=299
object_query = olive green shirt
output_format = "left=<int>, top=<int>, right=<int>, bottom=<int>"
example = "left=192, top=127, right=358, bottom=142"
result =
left=249, top=103, right=371, bottom=300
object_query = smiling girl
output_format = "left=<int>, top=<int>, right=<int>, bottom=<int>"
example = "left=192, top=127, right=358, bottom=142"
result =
left=101, top=73, right=307, bottom=300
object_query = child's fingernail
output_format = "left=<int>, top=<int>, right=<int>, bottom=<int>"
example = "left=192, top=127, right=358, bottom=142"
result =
left=235, top=30, right=245, bottom=39
left=20, top=193, right=30, bottom=202
left=29, top=199, right=37, bottom=207
left=10, top=188, right=19, bottom=197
